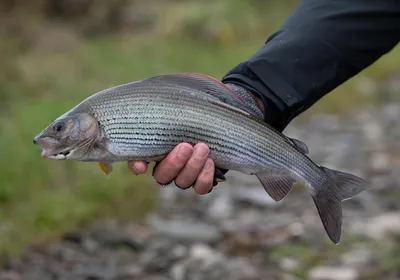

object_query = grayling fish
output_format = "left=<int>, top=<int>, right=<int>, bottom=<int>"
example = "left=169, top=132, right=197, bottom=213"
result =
left=32, top=73, right=370, bottom=244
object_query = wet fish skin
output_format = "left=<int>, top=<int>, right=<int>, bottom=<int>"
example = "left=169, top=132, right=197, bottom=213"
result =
left=33, top=73, right=371, bottom=244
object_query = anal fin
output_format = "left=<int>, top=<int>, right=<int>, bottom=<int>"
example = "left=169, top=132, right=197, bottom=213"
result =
left=256, top=171, right=296, bottom=201
left=97, top=162, right=113, bottom=177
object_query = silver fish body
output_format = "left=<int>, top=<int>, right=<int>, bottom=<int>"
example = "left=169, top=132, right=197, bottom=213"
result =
left=33, top=73, right=370, bottom=244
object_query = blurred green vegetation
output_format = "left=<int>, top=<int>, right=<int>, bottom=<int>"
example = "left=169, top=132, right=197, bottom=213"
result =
left=0, top=0, right=399, bottom=256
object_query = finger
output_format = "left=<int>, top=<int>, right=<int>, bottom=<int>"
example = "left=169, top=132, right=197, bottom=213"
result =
left=174, top=143, right=210, bottom=189
left=127, top=161, right=148, bottom=175
left=193, top=158, right=215, bottom=195
left=153, top=142, right=193, bottom=185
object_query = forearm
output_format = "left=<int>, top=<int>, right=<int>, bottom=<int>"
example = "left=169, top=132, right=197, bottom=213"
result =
left=222, top=0, right=400, bottom=131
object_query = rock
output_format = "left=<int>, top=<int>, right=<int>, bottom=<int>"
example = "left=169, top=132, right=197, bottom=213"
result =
left=178, top=253, right=264, bottom=280
left=369, top=151, right=391, bottom=173
left=279, top=258, right=302, bottom=272
left=170, top=262, right=186, bottom=280
left=189, top=244, right=225, bottom=265
left=118, top=265, right=143, bottom=279
left=82, top=237, right=99, bottom=253
left=226, top=257, right=263, bottom=279
left=225, top=171, right=261, bottom=188
left=148, top=214, right=221, bottom=243
left=5, top=104, right=400, bottom=280
left=359, top=112, right=386, bottom=150
left=287, top=222, right=306, bottom=238
left=340, top=245, right=374, bottom=268
left=207, top=195, right=235, bottom=220
left=352, top=212, right=400, bottom=240
left=0, top=272, right=22, bottom=280
left=171, top=244, right=188, bottom=260
left=281, top=274, right=303, bottom=280
left=50, top=245, right=81, bottom=262
left=382, top=103, right=400, bottom=123
left=139, top=238, right=184, bottom=272
left=308, top=266, right=359, bottom=280
left=231, top=187, right=276, bottom=207
left=88, top=221, right=146, bottom=251
left=145, top=276, right=170, bottom=280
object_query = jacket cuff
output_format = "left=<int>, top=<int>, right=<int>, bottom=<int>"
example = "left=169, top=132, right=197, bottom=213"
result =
left=222, top=65, right=291, bottom=132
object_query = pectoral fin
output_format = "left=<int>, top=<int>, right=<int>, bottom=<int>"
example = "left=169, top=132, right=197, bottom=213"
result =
left=289, top=138, right=309, bottom=154
left=97, top=162, right=113, bottom=177
left=256, top=171, right=296, bottom=201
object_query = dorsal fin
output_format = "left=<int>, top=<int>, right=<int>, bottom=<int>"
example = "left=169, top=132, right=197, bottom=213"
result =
left=289, top=138, right=309, bottom=154
left=144, top=73, right=257, bottom=116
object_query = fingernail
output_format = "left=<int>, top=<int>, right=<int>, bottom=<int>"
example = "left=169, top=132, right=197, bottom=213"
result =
left=156, top=179, right=173, bottom=186
left=203, top=159, right=213, bottom=171
left=194, top=144, right=209, bottom=159
left=178, top=145, right=192, bottom=160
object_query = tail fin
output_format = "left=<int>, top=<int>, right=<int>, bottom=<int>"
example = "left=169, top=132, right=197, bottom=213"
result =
left=312, top=167, right=370, bottom=244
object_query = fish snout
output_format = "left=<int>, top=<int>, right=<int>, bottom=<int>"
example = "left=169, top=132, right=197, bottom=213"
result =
left=32, top=135, right=45, bottom=146
left=33, top=131, right=46, bottom=145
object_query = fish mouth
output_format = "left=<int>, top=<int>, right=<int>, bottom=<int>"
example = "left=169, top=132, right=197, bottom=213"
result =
left=41, top=149, right=71, bottom=160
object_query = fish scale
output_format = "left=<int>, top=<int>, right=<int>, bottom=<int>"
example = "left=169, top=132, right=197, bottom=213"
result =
left=105, top=106, right=280, bottom=170
left=87, top=88, right=318, bottom=178
left=88, top=86, right=328, bottom=190
left=98, top=94, right=283, bottom=153
left=33, top=73, right=370, bottom=244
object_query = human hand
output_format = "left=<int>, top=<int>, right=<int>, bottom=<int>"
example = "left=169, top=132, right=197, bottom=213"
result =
left=128, top=142, right=215, bottom=194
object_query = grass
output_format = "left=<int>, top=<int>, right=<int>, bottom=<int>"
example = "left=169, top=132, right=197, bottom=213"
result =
left=0, top=0, right=399, bottom=257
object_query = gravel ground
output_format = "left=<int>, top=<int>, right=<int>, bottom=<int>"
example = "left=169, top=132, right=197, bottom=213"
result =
left=2, top=104, right=400, bottom=280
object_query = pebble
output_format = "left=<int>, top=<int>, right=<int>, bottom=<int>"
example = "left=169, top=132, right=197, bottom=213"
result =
left=279, top=258, right=301, bottom=272
left=82, top=238, right=99, bottom=253
left=148, top=214, right=221, bottom=243
left=308, top=266, right=359, bottom=280
left=4, top=104, right=400, bottom=280
left=170, top=262, right=186, bottom=280
left=340, top=245, right=374, bottom=268
left=189, top=244, right=225, bottom=265
left=0, top=272, right=22, bottom=280
left=118, top=265, right=143, bottom=278
left=231, top=187, right=276, bottom=207
left=353, top=212, right=400, bottom=240
left=207, top=195, right=235, bottom=220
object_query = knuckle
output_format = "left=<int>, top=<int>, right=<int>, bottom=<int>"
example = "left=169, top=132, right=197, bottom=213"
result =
left=169, top=158, right=185, bottom=170
left=162, top=155, right=185, bottom=170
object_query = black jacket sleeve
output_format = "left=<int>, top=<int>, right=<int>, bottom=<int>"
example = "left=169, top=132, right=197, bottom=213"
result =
left=221, top=0, right=400, bottom=132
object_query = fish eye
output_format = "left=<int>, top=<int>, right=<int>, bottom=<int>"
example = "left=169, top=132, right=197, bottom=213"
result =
left=53, top=122, right=65, bottom=132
